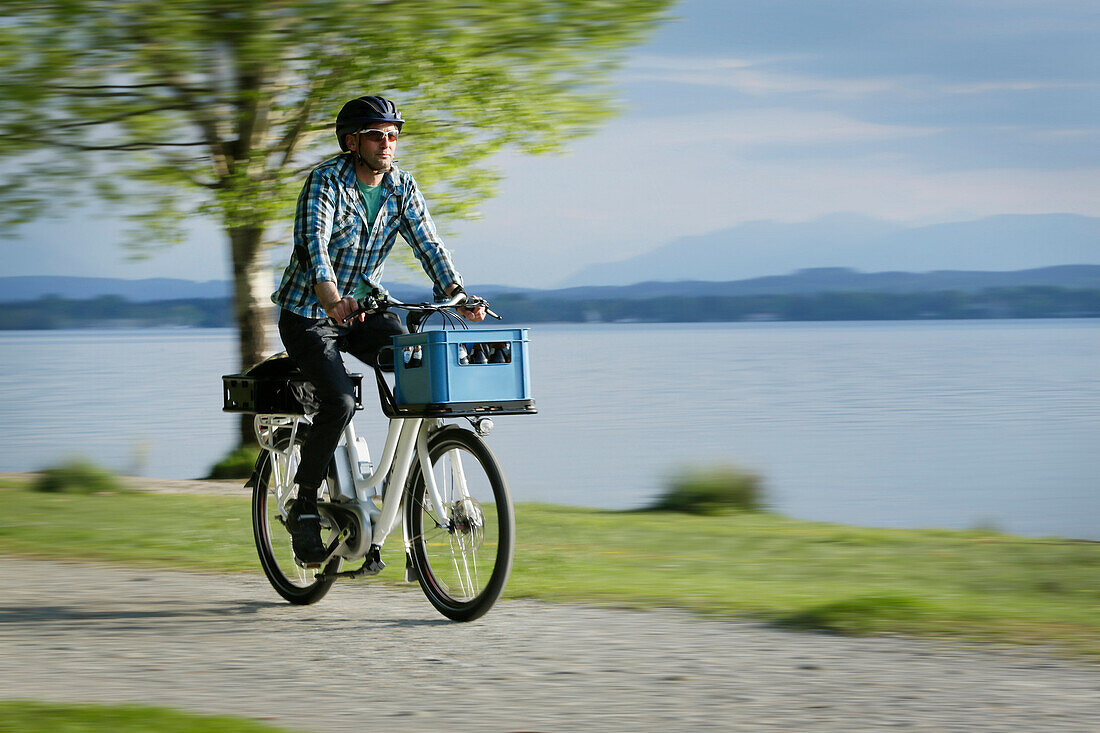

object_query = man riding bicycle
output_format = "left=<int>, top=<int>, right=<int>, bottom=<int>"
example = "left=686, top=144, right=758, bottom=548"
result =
left=271, top=95, right=485, bottom=563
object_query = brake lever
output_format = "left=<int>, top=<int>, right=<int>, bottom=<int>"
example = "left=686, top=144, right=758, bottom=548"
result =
left=458, top=296, right=501, bottom=321
left=343, top=294, right=387, bottom=323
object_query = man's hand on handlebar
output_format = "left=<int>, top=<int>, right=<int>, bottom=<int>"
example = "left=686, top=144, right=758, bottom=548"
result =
left=445, top=283, right=486, bottom=322
left=458, top=301, right=487, bottom=322
left=315, top=281, right=364, bottom=324
left=326, top=295, right=365, bottom=324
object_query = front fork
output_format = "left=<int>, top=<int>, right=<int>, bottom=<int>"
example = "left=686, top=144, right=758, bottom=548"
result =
left=417, top=422, right=453, bottom=527
left=400, top=423, right=475, bottom=579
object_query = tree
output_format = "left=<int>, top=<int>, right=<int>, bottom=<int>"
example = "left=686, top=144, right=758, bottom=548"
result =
left=0, top=0, right=673, bottom=443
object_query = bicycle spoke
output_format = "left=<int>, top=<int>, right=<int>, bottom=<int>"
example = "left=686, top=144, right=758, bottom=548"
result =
left=252, top=432, right=338, bottom=604
left=459, top=535, right=473, bottom=596
left=406, top=429, right=514, bottom=620
left=460, top=535, right=477, bottom=595
left=450, top=543, right=467, bottom=597
left=469, top=541, right=479, bottom=591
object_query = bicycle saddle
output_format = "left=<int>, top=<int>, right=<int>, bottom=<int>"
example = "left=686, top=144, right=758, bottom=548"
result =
left=243, top=353, right=321, bottom=415
left=243, top=352, right=304, bottom=379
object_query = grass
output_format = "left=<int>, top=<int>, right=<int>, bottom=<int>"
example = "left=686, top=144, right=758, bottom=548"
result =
left=0, top=481, right=1097, bottom=655
left=0, top=486, right=256, bottom=573
left=513, top=504, right=1100, bottom=653
left=0, top=701, right=293, bottom=732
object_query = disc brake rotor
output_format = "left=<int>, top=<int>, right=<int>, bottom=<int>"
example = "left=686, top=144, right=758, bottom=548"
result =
left=449, top=497, right=486, bottom=550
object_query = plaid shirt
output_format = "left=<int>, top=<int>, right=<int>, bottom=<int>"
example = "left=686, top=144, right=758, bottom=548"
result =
left=272, top=153, right=462, bottom=318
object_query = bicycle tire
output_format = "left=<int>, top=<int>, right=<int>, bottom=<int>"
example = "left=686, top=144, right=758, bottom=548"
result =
left=405, top=426, right=515, bottom=622
left=252, top=430, right=341, bottom=605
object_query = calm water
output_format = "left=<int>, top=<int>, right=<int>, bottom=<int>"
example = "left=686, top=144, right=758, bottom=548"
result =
left=1, top=320, right=1097, bottom=539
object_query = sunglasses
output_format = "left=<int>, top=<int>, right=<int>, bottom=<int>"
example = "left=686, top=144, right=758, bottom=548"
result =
left=357, top=128, right=399, bottom=143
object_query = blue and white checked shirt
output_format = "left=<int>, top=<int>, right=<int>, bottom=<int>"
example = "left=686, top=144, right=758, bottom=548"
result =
left=272, top=153, right=462, bottom=318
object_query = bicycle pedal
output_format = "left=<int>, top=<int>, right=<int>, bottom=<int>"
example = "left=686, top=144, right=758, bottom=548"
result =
left=360, top=558, right=385, bottom=575
left=359, top=545, right=385, bottom=576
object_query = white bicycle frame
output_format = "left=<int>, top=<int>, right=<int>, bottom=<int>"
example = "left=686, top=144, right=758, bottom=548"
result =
left=252, top=288, right=499, bottom=569
left=255, top=410, right=467, bottom=558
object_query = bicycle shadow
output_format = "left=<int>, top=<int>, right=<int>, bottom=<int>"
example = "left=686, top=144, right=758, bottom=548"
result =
left=0, top=602, right=457, bottom=631
left=0, top=599, right=285, bottom=627
left=356, top=617, right=452, bottom=629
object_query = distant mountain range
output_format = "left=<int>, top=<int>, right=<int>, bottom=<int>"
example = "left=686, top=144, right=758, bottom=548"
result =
left=4, top=267, right=1099, bottom=328
left=3, top=265, right=1100, bottom=305
left=541, top=265, right=1100, bottom=300
left=563, top=213, right=1100, bottom=287
left=0, top=277, right=445, bottom=304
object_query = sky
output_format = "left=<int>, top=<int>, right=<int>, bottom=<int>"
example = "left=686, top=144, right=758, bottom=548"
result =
left=6, top=0, right=1099, bottom=288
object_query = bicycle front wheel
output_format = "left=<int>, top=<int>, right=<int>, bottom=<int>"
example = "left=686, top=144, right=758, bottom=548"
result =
left=405, top=426, right=515, bottom=622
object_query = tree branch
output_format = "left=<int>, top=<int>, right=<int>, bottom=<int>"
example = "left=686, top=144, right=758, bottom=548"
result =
left=45, top=82, right=214, bottom=94
left=114, top=20, right=231, bottom=182
left=0, top=134, right=207, bottom=151
left=273, top=90, right=316, bottom=169
left=48, top=83, right=177, bottom=90
left=49, top=104, right=196, bottom=131
left=77, top=141, right=209, bottom=151
left=268, top=62, right=338, bottom=172
left=163, top=74, right=231, bottom=181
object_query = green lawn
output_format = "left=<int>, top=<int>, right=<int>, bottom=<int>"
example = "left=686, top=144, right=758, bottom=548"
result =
left=0, top=701, right=293, bottom=732
left=1, top=483, right=1097, bottom=655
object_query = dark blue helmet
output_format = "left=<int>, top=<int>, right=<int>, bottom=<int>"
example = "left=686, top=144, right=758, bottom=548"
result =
left=336, top=96, right=404, bottom=150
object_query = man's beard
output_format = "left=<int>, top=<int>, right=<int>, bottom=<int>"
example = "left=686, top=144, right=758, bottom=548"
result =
left=355, top=151, right=392, bottom=173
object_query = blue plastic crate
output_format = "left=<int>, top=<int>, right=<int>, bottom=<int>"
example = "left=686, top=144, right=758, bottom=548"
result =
left=393, top=328, right=532, bottom=408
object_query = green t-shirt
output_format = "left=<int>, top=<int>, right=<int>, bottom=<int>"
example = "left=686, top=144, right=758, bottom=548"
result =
left=356, top=179, right=383, bottom=227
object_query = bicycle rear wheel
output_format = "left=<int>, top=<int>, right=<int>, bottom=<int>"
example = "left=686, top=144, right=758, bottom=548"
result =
left=252, top=430, right=341, bottom=604
left=405, top=426, right=514, bottom=622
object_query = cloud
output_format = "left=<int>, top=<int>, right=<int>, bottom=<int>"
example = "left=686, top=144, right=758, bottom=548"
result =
left=1028, top=127, right=1100, bottom=141
left=635, top=109, right=941, bottom=146
left=940, top=80, right=1097, bottom=94
left=624, top=54, right=903, bottom=98
left=624, top=54, right=1099, bottom=100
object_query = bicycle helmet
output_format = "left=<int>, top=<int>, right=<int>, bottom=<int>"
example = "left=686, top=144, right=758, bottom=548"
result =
left=335, top=96, right=404, bottom=151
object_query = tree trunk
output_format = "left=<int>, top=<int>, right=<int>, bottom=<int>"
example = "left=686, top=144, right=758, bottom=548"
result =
left=229, top=224, right=274, bottom=446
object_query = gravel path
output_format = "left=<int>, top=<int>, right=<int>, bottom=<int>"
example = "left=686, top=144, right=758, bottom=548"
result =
left=1, top=559, right=1097, bottom=732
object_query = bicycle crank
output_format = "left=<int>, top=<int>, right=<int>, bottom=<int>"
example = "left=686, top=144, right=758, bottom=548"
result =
left=315, top=544, right=386, bottom=581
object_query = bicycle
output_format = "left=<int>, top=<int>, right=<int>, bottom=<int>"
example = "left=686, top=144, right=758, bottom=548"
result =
left=222, top=285, right=536, bottom=621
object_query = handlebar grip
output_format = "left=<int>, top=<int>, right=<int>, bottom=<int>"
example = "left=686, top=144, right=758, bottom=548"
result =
left=440, top=291, right=468, bottom=308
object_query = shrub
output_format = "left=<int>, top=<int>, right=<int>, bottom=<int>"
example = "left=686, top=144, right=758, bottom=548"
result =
left=651, top=465, right=766, bottom=515
left=34, top=459, right=122, bottom=494
left=205, top=444, right=260, bottom=479
left=778, top=594, right=931, bottom=634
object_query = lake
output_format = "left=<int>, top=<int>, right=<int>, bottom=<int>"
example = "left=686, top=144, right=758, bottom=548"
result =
left=1, top=320, right=1097, bottom=539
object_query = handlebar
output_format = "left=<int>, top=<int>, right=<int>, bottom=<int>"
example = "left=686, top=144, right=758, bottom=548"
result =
left=344, top=284, right=501, bottom=330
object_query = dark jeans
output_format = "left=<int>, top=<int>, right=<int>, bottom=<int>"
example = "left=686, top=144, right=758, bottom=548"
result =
left=278, top=308, right=406, bottom=489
